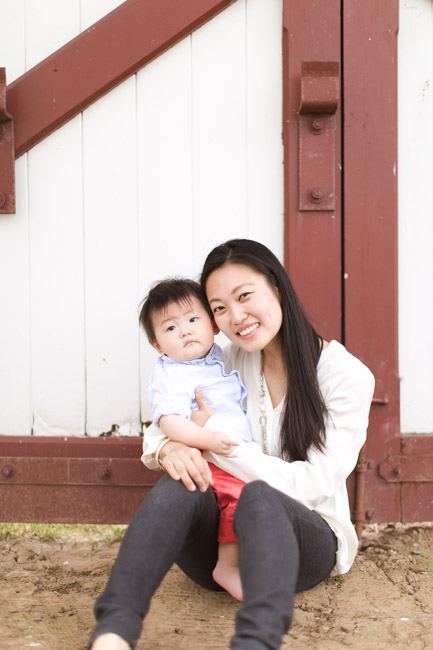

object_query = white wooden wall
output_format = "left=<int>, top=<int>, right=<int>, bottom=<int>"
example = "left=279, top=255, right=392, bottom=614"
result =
left=0, top=0, right=284, bottom=436
left=398, top=0, right=433, bottom=433
left=2, top=0, right=431, bottom=439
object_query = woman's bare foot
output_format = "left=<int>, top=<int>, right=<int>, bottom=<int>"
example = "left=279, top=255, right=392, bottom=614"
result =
left=213, top=542, right=243, bottom=601
left=90, top=633, right=130, bottom=650
left=213, top=562, right=243, bottom=601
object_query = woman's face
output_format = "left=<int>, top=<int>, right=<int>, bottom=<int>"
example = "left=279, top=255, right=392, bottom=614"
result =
left=205, top=263, right=283, bottom=353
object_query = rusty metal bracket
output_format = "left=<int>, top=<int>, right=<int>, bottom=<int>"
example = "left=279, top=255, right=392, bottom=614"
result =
left=378, top=455, right=433, bottom=483
left=353, top=442, right=368, bottom=538
left=0, top=68, right=15, bottom=214
left=298, top=61, right=339, bottom=211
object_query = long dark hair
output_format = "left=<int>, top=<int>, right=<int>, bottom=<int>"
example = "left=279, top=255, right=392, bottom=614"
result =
left=200, top=239, right=327, bottom=462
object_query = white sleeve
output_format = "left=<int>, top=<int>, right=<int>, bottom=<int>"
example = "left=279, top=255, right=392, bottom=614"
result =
left=147, top=362, right=192, bottom=425
left=205, top=357, right=375, bottom=510
left=141, top=423, right=166, bottom=469
left=143, top=361, right=192, bottom=469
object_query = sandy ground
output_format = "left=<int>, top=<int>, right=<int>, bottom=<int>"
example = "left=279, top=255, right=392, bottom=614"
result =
left=1, top=522, right=432, bottom=650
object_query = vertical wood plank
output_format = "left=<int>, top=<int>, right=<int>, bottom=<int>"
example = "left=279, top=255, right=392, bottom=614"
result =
left=80, top=0, right=126, bottom=32
left=246, top=0, right=284, bottom=260
left=191, top=0, right=248, bottom=271
left=83, top=77, right=140, bottom=436
left=398, top=0, right=433, bottom=433
left=25, top=0, right=80, bottom=70
left=0, top=156, right=31, bottom=435
left=2, top=0, right=286, bottom=439
left=0, top=2, right=27, bottom=434
left=136, top=38, right=193, bottom=422
left=28, top=116, right=85, bottom=436
left=136, top=39, right=193, bottom=282
left=0, top=0, right=25, bottom=83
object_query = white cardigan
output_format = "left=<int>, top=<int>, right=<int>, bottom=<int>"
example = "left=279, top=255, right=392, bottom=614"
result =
left=142, top=340, right=375, bottom=575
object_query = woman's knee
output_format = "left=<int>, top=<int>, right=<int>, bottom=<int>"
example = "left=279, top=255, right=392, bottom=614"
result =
left=238, top=479, right=275, bottom=503
left=139, top=474, right=214, bottom=518
left=234, top=480, right=279, bottom=523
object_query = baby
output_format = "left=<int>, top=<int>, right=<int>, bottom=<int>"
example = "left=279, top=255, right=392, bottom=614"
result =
left=140, top=278, right=252, bottom=600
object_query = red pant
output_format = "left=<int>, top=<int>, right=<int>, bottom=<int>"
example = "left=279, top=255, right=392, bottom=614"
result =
left=208, top=463, right=246, bottom=543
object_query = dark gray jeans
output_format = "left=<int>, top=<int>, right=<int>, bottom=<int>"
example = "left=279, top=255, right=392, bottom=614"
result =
left=89, top=475, right=337, bottom=650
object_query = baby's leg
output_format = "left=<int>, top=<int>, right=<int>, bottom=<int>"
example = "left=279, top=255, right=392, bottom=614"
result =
left=213, top=542, right=243, bottom=601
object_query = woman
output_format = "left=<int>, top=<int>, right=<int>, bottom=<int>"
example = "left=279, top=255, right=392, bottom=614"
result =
left=90, top=239, right=374, bottom=650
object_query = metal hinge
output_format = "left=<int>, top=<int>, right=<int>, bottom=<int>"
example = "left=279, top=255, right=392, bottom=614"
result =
left=378, top=455, right=433, bottom=483
left=298, top=61, right=339, bottom=211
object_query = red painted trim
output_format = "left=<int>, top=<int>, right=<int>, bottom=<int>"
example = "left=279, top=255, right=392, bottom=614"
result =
left=401, top=485, right=433, bottom=523
left=343, top=1, right=400, bottom=521
left=0, top=436, right=161, bottom=523
left=401, top=435, right=433, bottom=456
left=0, top=486, right=153, bottom=524
left=7, top=0, right=235, bottom=157
left=0, top=435, right=143, bottom=458
left=0, top=68, right=15, bottom=213
left=283, top=0, right=342, bottom=342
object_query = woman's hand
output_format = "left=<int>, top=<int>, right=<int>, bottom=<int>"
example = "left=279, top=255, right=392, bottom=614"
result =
left=159, top=440, right=214, bottom=493
left=190, top=387, right=215, bottom=427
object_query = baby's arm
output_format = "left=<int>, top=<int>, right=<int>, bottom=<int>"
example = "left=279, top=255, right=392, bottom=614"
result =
left=159, top=415, right=238, bottom=456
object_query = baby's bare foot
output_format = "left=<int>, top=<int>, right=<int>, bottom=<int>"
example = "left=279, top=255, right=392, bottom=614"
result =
left=91, top=633, right=130, bottom=650
left=213, top=563, right=243, bottom=601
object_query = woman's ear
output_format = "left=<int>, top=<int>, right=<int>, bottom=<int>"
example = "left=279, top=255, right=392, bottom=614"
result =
left=150, top=340, right=163, bottom=354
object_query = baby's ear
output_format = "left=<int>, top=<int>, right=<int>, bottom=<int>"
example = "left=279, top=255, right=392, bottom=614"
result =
left=213, top=321, right=220, bottom=335
left=150, top=340, right=163, bottom=354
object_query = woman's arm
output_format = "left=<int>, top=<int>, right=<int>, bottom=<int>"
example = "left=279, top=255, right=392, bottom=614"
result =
left=206, top=351, right=375, bottom=509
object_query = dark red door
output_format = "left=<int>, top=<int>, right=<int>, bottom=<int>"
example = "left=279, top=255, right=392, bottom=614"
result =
left=283, top=0, right=405, bottom=525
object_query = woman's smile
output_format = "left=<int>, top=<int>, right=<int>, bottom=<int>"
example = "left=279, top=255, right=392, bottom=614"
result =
left=237, top=322, right=260, bottom=338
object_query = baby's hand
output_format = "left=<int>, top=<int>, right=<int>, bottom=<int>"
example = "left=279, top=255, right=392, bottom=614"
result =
left=210, top=432, right=239, bottom=457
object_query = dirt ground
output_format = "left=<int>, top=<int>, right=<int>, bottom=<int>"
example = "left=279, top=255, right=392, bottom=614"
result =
left=1, top=522, right=432, bottom=650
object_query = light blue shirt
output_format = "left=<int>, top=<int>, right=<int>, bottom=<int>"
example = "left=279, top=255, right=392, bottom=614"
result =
left=147, top=344, right=252, bottom=442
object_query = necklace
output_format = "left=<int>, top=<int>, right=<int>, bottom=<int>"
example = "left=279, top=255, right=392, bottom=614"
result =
left=259, top=352, right=268, bottom=455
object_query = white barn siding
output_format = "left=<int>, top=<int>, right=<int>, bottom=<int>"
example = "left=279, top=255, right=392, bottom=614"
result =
left=0, top=0, right=284, bottom=437
left=0, top=156, right=31, bottom=436
left=83, top=77, right=140, bottom=437
left=398, top=0, right=433, bottom=433
left=28, top=117, right=85, bottom=437
left=2, top=0, right=432, bottom=438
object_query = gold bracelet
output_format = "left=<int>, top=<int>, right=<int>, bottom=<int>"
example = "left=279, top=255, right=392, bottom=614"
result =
left=155, top=437, right=170, bottom=471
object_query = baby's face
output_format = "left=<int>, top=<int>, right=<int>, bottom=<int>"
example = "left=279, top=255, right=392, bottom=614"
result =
left=151, top=297, right=217, bottom=362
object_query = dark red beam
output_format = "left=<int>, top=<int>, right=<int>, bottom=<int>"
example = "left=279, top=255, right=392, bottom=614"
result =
left=7, top=0, right=235, bottom=157
left=0, top=436, right=161, bottom=523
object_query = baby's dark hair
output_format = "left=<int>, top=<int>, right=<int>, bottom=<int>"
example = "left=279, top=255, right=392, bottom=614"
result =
left=139, top=277, right=213, bottom=342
